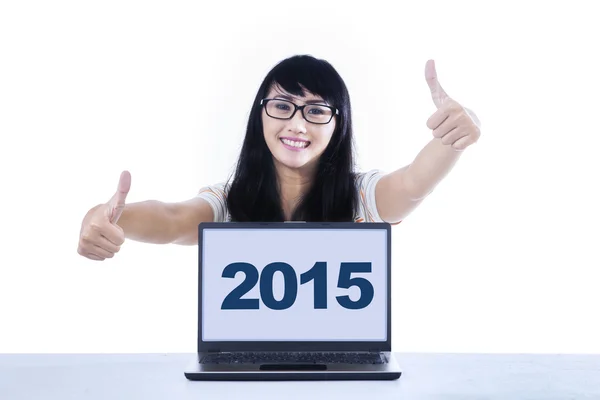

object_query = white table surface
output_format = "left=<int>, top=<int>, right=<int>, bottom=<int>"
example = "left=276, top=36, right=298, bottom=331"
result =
left=1, top=352, right=599, bottom=399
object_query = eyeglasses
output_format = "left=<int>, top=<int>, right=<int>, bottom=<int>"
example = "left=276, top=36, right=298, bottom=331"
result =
left=260, top=98, right=338, bottom=125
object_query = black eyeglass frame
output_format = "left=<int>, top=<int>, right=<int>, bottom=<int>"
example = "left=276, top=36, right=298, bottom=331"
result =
left=260, top=98, right=339, bottom=125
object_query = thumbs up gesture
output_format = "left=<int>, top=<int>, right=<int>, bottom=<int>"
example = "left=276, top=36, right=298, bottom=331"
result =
left=425, top=60, right=481, bottom=151
left=77, top=171, right=131, bottom=261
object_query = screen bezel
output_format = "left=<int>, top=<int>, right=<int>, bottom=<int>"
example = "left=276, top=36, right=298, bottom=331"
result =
left=197, top=222, right=392, bottom=352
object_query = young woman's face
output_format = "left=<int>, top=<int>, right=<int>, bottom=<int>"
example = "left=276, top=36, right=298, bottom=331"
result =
left=262, top=86, right=337, bottom=172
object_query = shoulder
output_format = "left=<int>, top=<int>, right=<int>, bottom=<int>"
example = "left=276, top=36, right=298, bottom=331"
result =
left=354, top=169, right=385, bottom=223
left=197, top=181, right=228, bottom=198
left=355, top=169, right=385, bottom=189
left=196, top=182, right=230, bottom=222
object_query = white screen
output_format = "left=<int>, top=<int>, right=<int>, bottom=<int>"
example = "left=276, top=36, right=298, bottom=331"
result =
left=201, top=228, right=388, bottom=341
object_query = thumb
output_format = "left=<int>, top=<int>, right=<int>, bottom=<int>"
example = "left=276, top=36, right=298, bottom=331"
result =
left=425, top=59, right=450, bottom=109
left=106, top=170, right=131, bottom=224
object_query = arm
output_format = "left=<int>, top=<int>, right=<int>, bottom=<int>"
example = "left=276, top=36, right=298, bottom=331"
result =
left=116, top=197, right=214, bottom=246
left=374, top=60, right=481, bottom=223
left=375, top=138, right=463, bottom=223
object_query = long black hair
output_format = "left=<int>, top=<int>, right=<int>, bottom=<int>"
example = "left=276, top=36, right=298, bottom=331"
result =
left=226, top=55, right=358, bottom=222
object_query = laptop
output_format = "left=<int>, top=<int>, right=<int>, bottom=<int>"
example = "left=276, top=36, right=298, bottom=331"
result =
left=184, top=221, right=402, bottom=381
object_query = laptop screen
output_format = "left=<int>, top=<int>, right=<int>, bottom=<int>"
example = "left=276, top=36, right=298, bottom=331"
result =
left=200, top=226, right=388, bottom=343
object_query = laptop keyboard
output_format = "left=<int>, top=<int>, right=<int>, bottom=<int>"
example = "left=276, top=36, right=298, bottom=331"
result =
left=200, top=352, right=386, bottom=365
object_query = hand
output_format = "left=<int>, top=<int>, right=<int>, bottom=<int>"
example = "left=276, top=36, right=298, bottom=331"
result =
left=425, top=60, right=481, bottom=151
left=77, top=171, right=131, bottom=261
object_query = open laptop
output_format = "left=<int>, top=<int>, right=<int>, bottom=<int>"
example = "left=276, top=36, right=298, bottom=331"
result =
left=184, top=222, right=402, bottom=381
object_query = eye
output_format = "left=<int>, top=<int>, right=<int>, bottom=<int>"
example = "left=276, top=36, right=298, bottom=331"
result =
left=307, top=105, right=330, bottom=115
left=276, top=103, right=291, bottom=111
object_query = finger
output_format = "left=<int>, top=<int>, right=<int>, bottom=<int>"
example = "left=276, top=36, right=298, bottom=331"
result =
left=432, top=115, right=459, bottom=139
left=78, top=240, right=114, bottom=259
left=464, top=107, right=482, bottom=128
left=94, top=235, right=121, bottom=253
left=78, top=243, right=105, bottom=261
left=441, top=128, right=469, bottom=146
left=426, top=107, right=450, bottom=130
left=452, top=134, right=477, bottom=151
left=425, top=59, right=450, bottom=109
left=107, top=171, right=131, bottom=223
left=84, top=220, right=125, bottom=246
left=89, top=245, right=115, bottom=259
left=87, top=253, right=105, bottom=261
left=100, top=223, right=126, bottom=247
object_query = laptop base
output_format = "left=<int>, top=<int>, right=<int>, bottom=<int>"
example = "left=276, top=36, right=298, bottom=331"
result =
left=184, top=371, right=401, bottom=381
left=184, top=353, right=402, bottom=381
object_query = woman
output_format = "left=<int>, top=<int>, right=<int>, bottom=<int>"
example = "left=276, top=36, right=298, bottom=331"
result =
left=77, top=55, right=481, bottom=261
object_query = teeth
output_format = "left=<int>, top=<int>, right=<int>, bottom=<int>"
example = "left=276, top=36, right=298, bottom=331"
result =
left=281, top=138, right=309, bottom=148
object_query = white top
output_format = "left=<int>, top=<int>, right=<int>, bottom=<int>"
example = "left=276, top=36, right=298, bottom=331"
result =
left=196, top=169, right=393, bottom=223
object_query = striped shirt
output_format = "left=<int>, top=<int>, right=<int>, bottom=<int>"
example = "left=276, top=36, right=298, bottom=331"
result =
left=196, top=169, right=396, bottom=223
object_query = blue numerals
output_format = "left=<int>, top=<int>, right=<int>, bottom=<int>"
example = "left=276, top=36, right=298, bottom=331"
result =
left=221, top=262, right=373, bottom=310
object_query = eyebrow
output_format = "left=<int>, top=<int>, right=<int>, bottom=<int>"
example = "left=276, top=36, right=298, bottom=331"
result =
left=273, top=94, right=329, bottom=105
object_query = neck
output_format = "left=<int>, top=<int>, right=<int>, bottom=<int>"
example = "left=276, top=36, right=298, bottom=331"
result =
left=274, top=160, right=316, bottom=220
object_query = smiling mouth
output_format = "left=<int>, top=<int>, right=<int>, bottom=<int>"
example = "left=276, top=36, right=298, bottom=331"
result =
left=280, top=138, right=311, bottom=149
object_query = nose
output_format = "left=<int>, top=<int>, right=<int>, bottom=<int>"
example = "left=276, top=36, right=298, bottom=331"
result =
left=287, top=109, right=307, bottom=134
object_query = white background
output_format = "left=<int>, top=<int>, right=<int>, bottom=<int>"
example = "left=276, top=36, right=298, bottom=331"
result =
left=201, top=229, right=388, bottom=342
left=1, top=0, right=599, bottom=354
